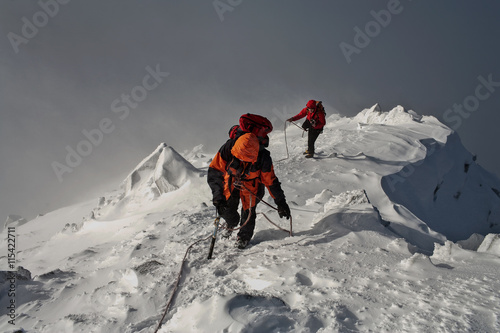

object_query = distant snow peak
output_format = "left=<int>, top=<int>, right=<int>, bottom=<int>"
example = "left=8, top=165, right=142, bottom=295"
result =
left=477, top=234, right=500, bottom=256
left=4, top=214, right=28, bottom=229
left=123, top=142, right=203, bottom=198
left=355, top=104, right=423, bottom=125
left=184, top=144, right=212, bottom=168
left=184, top=144, right=205, bottom=161
left=89, top=143, right=210, bottom=220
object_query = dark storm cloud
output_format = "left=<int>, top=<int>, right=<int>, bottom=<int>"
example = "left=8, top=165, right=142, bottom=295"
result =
left=1, top=0, right=499, bottom=220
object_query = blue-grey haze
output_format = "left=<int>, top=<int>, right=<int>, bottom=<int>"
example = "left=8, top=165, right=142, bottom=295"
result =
left=1, top=0, right=499, bottom=220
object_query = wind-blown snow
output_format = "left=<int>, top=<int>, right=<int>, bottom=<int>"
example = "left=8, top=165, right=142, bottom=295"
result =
left=1, top=105, right=499, bottom=333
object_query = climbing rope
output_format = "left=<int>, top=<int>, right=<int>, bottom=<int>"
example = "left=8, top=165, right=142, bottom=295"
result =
left=260, top=212, right=292, bottom=235
left=275, top=122, right=290, bottom=163
left=289, top=120, right=307, bottom=138
left=219, top=191, right=253, bottom=233
left=276, top=121, right=308, bottom=163
left=290, top=120, right=306, bottom=131
left=154, top=233, right=212, bottom=333
left=233, top=180, right=293, bottom=237
left=154, top=184, right=292, bottom=332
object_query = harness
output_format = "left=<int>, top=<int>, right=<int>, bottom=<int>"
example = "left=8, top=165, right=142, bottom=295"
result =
left=308, top=102, right=325, bottom=127
left=226, top=157, right=261, bottom=196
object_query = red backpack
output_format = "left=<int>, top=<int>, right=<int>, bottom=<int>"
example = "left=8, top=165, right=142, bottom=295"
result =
left=239, top=114, right=273, bottom=138
left=228, top=125, right=240, bottom=139
left=229, top=114, right=273, bottom=139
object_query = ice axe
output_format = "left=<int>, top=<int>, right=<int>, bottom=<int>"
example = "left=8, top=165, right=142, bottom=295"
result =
left=207, top=215, right=221, bottom=259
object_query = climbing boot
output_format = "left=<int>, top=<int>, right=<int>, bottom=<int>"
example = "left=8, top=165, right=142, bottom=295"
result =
left=235, top=237, right=249, bottom=249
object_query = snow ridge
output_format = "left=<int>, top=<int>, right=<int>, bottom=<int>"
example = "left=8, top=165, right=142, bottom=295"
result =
left=1, top=105, right=500, bottom=333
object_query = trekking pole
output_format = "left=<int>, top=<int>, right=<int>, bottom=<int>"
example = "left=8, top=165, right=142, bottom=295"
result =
left=207, top=214, right=220, bottom=259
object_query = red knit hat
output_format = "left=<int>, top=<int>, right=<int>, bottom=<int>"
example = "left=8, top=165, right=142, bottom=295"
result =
left=306, top=100, right=316, bottom=109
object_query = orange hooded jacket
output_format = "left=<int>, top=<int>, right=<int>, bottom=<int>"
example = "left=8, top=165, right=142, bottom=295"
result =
left=208, top=132, right=285, bottom=210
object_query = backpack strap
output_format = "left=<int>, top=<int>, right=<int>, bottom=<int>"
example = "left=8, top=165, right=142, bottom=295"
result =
left=310, top=101, right=325, bottom=119
left=315, top=101, right=325, bottom=114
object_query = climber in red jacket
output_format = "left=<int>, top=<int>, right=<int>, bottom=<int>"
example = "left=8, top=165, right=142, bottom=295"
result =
left=287, top=100, right=326, bottom=158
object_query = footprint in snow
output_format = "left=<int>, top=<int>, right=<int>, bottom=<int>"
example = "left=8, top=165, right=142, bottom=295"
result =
left=226, top=294, right=294, bottom=332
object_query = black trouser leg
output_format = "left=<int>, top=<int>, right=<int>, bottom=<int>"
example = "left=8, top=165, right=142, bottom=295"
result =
left=220, top=190, right=240, bottom=228
left=308, top=128, right=322, bottom=154
left=237, top=206, right=257, bottom=241
left=256, top=183, right=265, bottom=204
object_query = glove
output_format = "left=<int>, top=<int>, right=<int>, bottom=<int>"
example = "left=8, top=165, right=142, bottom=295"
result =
left=276, top=199, right=291, bottom=220
left=213, top=199, right=228, bottom=216
left=286, top=118, right=293, bottom=122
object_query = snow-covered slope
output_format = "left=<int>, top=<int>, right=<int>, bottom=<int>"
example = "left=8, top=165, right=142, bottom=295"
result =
left=1, top=105, right=500, bottom=333
left=93, top=143, right=205, bottom=220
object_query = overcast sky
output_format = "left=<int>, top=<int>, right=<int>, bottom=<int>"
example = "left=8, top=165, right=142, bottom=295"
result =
left=1, top=0, right=500, bottom=220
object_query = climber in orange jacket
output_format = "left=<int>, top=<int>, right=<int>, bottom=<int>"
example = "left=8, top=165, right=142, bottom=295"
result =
left=207, top=132, right=290, bottom=249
